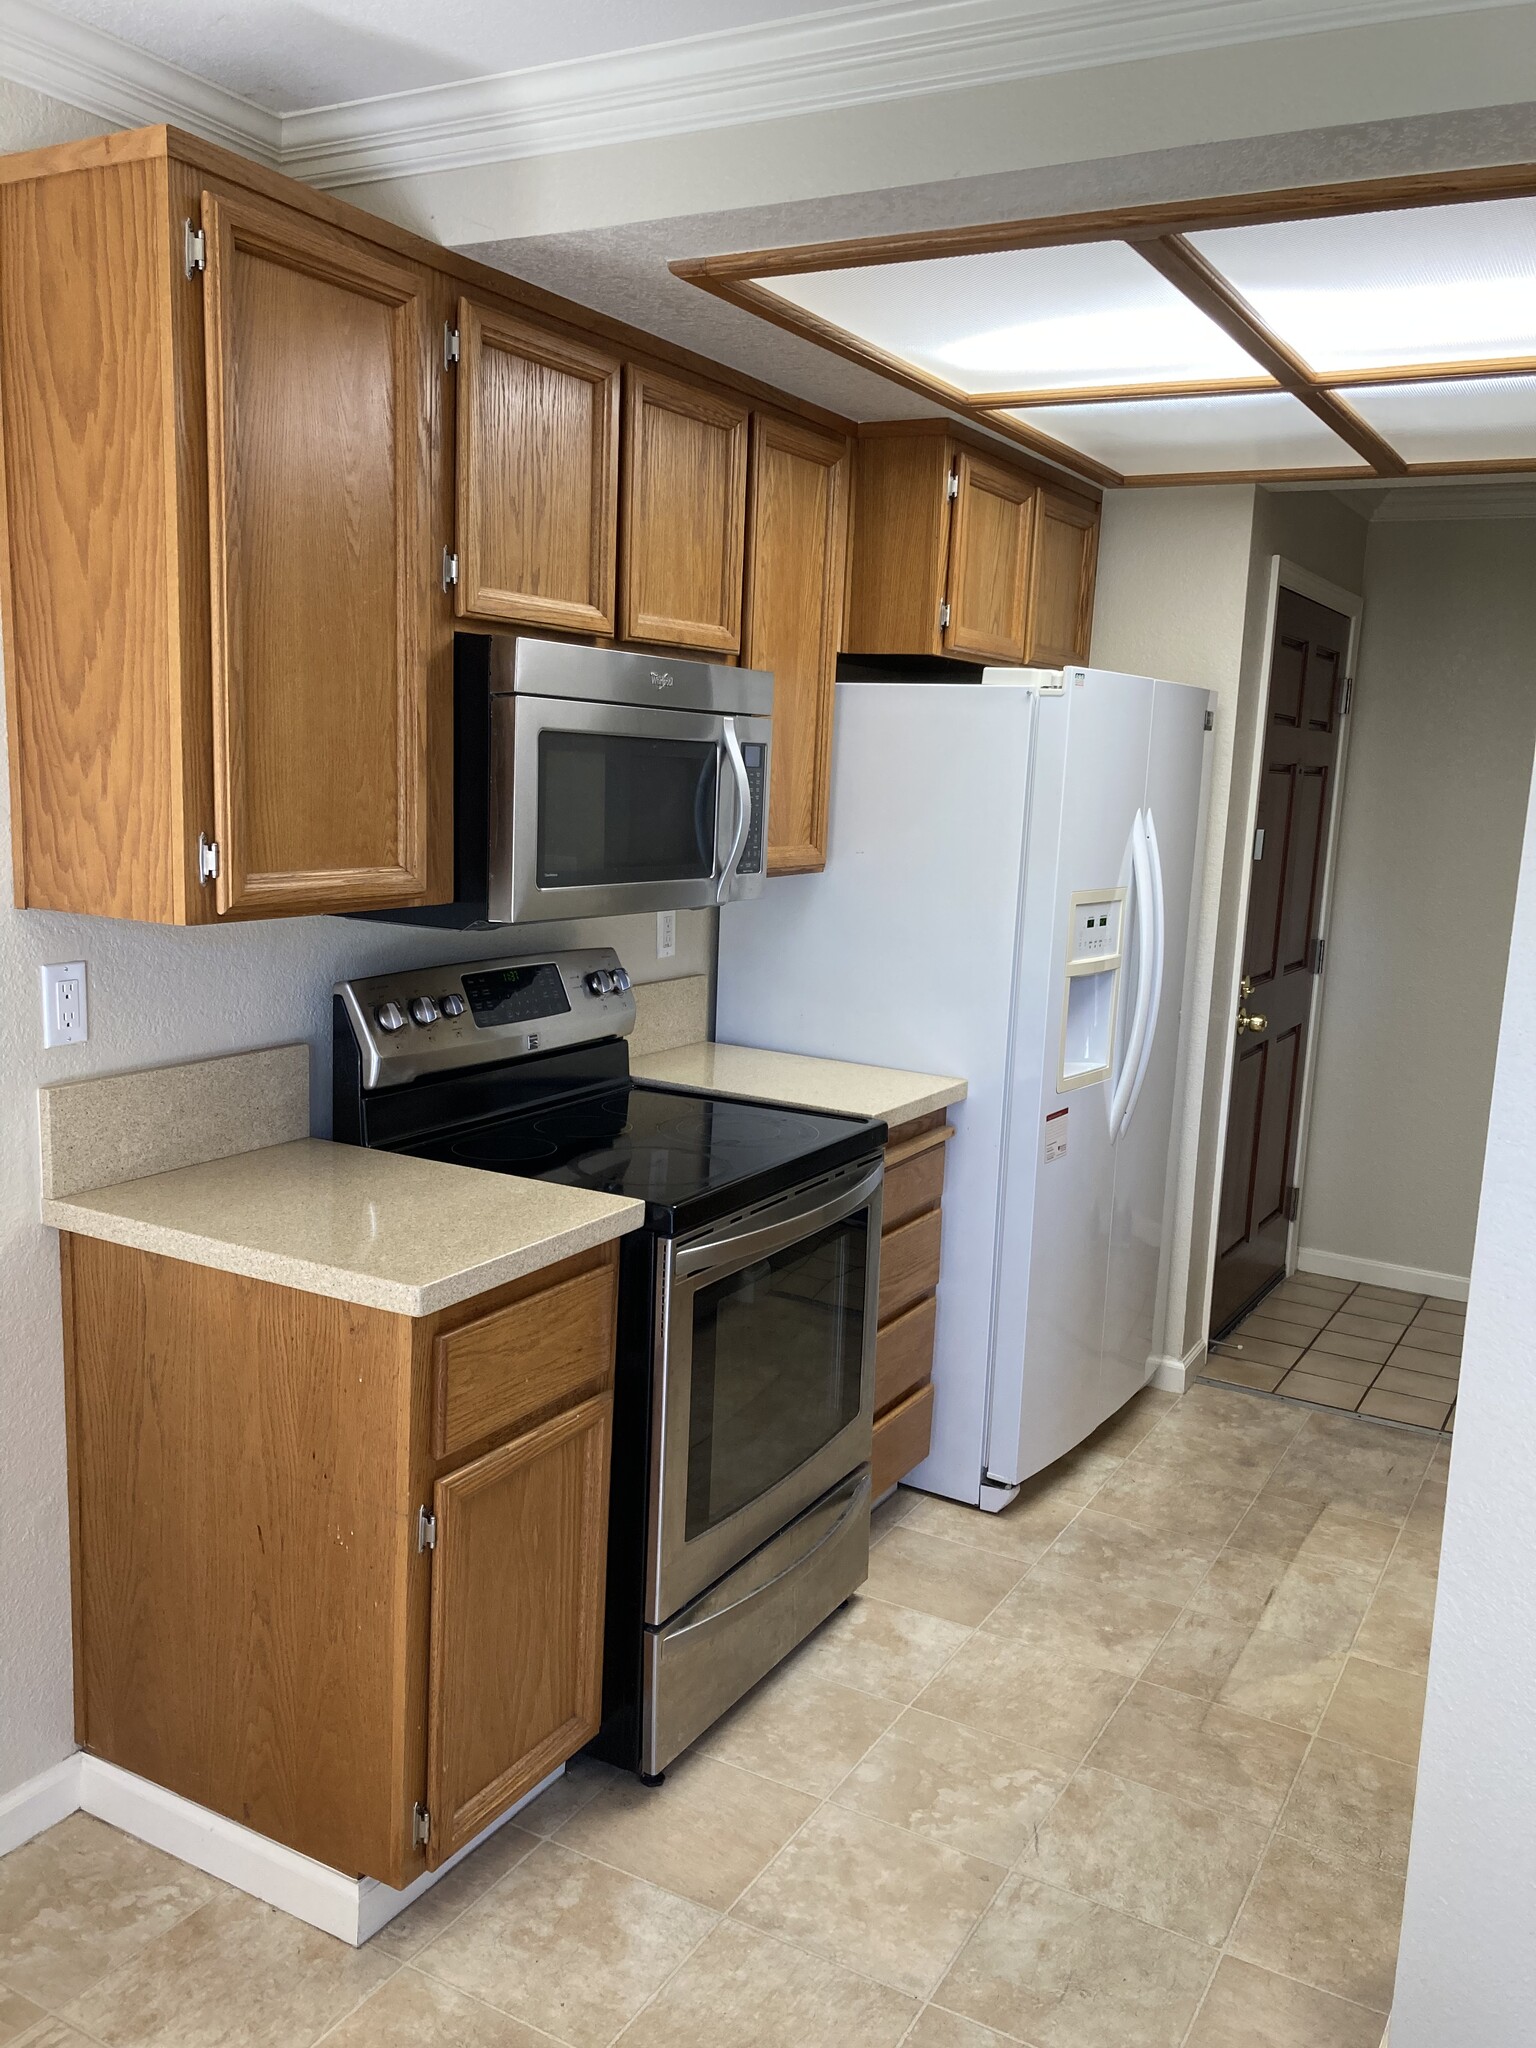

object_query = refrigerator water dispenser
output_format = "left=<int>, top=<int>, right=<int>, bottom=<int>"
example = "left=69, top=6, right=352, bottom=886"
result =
left=1058, top=888, right=1126, bottom=1090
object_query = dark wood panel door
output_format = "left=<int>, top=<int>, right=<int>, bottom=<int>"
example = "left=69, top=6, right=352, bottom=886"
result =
left=742, top=412, right=849, bottom=875
left=455, top=299, right=619, bottom=633
left=1210, top=585, right=1350, bottom=1334
left=201, top=189, right=432, bottom=916
left=425, top=1394, right=611, bottom=1865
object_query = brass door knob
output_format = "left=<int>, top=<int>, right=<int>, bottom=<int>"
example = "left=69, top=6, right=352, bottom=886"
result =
left=1236, top=1002, right=1268, bottom=1035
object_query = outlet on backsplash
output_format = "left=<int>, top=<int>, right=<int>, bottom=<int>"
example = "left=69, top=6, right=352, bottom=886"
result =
left=656, top=910, right=676, bottom=960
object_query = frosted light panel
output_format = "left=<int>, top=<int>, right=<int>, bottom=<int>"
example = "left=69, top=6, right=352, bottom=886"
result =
left=1191, top=199, right=1536, bottom=373
left=1001, top=391, right=1362, bottom=475
left=1344, top=377, right=1536, bottom=463
left=759, top=244, right=1269, bottom=394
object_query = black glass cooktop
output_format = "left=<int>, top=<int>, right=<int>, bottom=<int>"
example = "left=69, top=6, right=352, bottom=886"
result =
left=397, top=1082, right=884, bottom=1235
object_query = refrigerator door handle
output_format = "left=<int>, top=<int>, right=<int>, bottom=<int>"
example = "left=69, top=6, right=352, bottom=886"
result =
left=1120, top=809, right=1167, bottom=1136
left=1108, top=810, right=1155, bottom=1135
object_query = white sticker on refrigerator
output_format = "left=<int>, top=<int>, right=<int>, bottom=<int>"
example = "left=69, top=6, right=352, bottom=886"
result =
left=1044, top=1108, right=1068, bottom=1163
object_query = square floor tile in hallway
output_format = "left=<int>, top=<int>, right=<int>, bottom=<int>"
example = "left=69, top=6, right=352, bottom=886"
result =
left=0, top=1385, right=1442, bottom=2047
left=1205, top=1273, right=1461, bottom=1431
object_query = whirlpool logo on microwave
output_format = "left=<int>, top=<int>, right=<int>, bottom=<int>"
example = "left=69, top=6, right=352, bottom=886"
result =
left=650, top=670, right=675, bottom=690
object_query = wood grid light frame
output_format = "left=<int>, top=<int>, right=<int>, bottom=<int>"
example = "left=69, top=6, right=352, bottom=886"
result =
left=671, top=162, right=1536, bottom=489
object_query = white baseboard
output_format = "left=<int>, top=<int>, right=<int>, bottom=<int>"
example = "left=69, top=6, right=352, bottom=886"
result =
left=1298, top=1247, right=1469, bottom=1303
left=1150, top=1340, right=1208, bottom=1395
left=0, top=1756, right=81, bottom=1858
left=0, top=1752, right=562, bottom=1945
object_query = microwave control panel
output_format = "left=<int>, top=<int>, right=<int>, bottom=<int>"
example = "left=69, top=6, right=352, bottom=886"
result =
left=739, top=745, right=766, bottom=876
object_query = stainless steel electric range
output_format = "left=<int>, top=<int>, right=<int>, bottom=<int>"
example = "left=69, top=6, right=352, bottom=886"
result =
left=333, top=947, right=884, bottom=1780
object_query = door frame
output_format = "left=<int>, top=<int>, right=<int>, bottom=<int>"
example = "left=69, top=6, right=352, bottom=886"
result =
left=1199, top=556, right=1364, bottom=1337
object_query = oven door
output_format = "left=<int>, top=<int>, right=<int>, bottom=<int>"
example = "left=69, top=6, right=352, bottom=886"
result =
left=490, top=694, right=770, bottom=924
left=647, top=1156, right=883, bottom=1626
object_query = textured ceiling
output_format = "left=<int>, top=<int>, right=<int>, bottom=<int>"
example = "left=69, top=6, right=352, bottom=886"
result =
left=37, top=0, right=866, bottom=110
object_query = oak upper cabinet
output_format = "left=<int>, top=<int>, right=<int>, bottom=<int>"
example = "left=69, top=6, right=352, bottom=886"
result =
left=742, top=413, right=850, bottom=874
left=620, top=368, right=750, bottom=653
left=0, top=139, right=446, bottom=922
left=454, top=298, right=620, bottom=633
left=844, top=423, right=1100, bottom=667
left=945, top=448, right=1035, bottom=663
left=202, top=190, right=435, bottom=916
left=1025, top=485, right=1101, bottom=667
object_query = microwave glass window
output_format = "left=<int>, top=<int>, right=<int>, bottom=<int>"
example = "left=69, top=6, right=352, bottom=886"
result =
left=684, top=1212, right=868, bottom=1542
left=538, top=732, right=718, bottom=888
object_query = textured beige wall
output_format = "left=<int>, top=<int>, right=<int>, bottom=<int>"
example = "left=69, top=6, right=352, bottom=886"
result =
left=1299, top=519, right=1536, bottom=1283
left=1090, top=484, right=1370, bottom=1368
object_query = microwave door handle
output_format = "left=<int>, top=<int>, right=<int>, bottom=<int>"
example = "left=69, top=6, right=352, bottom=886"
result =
left=716, top=716, right=752, bottom=904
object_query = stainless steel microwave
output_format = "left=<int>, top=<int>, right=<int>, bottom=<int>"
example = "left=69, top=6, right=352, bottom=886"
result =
left=360, top=634, right=773, bottom=930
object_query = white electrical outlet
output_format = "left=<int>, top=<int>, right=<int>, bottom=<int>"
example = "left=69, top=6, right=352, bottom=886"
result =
left=41, top=961, right=88, bottom=1047
left=656, top=910, right=676, bottom=960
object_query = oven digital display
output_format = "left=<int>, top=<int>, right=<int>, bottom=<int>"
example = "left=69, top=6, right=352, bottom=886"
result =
left=461, top=963, right=573, bottom=1028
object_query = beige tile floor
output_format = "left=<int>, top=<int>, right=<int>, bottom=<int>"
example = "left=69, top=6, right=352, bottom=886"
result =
left=0, top=1384, right=1443, bottom=2048
left=1206, top=1274, right=1461, bottom=1432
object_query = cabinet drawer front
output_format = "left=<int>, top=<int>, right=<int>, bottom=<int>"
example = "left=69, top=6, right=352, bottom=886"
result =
left=875, top=1293, right=937, bottom=1415
left=882, top=1135, right=948, bottom=1235
left=878, top=1207, right=943, bottom=1325
left=425, top=1394, right=611, bottom=1864
left=434, top=1262, right=616, bottom=1461
left=872, top=1381, right=935, bottom=1496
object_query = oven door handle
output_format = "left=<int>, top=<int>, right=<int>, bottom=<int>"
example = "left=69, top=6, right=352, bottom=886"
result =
left=715, top=716, right=752, bottom=904
left=662, top=1471, right=871, bottom=1644
left=673, top=1160, right=885, bottom=1281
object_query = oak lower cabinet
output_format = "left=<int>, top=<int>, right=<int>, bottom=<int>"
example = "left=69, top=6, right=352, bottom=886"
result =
left=61, top=1234, right=618, bottom=1884
left=620, top=367, right=750, bottom=653
left=453, top=298, right=620, bottom=634
left=742, top=413, right=851, bottom=873
left=870, top=1113, right=953, bottom=1494
left=844, top=421, right=1101, bottom=667
left=0, top=136, right=450, bottom=923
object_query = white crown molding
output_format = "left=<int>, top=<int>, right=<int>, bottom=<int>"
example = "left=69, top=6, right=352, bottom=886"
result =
left=0, top=0, right=1523, bottom=189
left=0, top=0, right=278, bottom=159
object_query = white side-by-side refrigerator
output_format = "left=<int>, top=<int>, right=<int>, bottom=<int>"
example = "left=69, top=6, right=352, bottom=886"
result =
left=716, top=667, right=1213, bottom=1509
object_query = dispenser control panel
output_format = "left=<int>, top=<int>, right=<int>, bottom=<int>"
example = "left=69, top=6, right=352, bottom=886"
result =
left=1070, top=896, right=1122, bottom=962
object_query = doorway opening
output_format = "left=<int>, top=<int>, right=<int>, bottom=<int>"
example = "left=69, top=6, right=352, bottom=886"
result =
left=1201, top=485, right=1536, bottom=1432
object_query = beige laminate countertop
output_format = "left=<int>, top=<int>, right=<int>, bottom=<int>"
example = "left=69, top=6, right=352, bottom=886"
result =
left=630, top=1041, right=967, bottom=1127
left=43, top=1138, right=645, bottom=1317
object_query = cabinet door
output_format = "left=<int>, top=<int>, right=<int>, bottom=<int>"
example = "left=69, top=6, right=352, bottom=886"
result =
left=425, top=1393, right=611, bottom=1865
left=1024, top=487, right=1100, bottom=666
left=620, top=369, right=749, bottom=653
left=944, top=448, right=1034, bottom=663
left=743, top=415, right=849, bottom=874
left=456, top=300, right=619, bottom=633
left=201, top=190, right=431, bottom=916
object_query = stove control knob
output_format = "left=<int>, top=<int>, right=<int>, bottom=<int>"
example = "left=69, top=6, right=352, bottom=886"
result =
left=613, top=967, right=633, bottom=993
left=408, top=996, right=440, bottom=1027
left=585, top=969, right=615, bottom=997
left=439, top=993, right=467, bottom=1018
left=374, top=1001, right=406, bottom=1034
